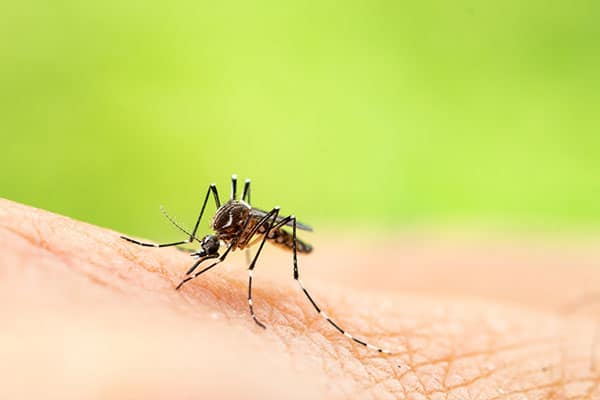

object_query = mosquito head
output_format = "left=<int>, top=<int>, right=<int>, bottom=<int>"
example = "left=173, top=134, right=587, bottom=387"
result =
left=196, top=234, right=220, bottom=257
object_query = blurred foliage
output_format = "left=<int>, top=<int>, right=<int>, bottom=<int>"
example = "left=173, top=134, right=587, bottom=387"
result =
left=1, top=0, right=599, bottom=238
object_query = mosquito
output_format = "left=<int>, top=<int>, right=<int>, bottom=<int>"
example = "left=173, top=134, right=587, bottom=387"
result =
left=121, top=174, right=392, bottom=354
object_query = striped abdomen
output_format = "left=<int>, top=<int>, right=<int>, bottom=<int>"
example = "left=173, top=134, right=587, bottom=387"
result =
left=267, top=228, right=313, bottom=254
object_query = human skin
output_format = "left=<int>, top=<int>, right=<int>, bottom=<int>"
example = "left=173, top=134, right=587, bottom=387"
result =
left=1, top=198, right=599, bottom=399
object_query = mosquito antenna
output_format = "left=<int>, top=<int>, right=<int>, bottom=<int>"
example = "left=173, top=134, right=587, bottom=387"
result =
left=160, top=205, right=201, bottom=243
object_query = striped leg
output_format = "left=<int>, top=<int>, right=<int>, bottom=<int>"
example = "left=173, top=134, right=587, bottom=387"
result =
left=121, top=236, right=190, bottom=248
left=184, top=253, right=219, bottom=275
left=175, top=255, right=221, bottom=290
left=290, top=216, right=393, bottom=355
left=176, top=212, right=253, bottom=290
left=242, top=178, right=253, bottom=267
left=245, top=210, right=311, bottom=328
left=230, top=174, right=238, bottom=200
left=242, top=178, right=251, bottom=204
left=246, top=207, right=281, bottom=329
left=121, top=183, right=221, bottom=248
left=175, top=239, right=236, bottom=290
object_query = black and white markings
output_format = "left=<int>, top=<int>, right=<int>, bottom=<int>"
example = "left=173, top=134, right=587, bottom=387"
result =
left=121, top=174, right=394, bottom=358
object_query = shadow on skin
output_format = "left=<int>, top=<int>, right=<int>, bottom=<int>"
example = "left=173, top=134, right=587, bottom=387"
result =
left=1, top=198, right=599, bottom=399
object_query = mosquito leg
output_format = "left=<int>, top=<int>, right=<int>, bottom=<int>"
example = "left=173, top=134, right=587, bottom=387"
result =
left=240, top=213, right=296, bottom=263
left=231, top=174, right=238, bottom=200
left=185, top=254, right=219, bottom=275
left=176, top=243, right=237, bottom=290
left=189, top=183, right=221, bottom=238
left=120, top=236, right=189, bottom=248
left=242, top=178, right=252, bottom=266
left=246, top=207, right=280, bottom=329
left=176, top=257, right=223, bottom=290
left=289, top=216, right=393, bottom=355
left=176, top=244, right=235, bottom=290
left=176, top=212, right=252, bottom=290
left=242, top=178, right=251, bottom=203
left=121, top=184, right=221, bottom=248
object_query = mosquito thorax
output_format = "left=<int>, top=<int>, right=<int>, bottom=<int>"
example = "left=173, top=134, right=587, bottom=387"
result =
left=211, top=200, right=251, bottom=237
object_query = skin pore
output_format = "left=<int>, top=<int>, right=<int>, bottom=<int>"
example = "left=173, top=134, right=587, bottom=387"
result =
left=1, top=198, right=599, bottom=399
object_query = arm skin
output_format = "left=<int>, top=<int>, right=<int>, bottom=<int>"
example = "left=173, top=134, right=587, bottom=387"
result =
left=1, top=198, right=599, bottom=399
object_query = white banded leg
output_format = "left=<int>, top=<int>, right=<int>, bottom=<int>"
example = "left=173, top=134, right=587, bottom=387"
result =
left=296, top=278, right=392, bottom=354
left=246, top=207, right=281, bottom=329
left=176, top=214, right=253, bottom=290
left=184, top=253, right=219, bottom=275
left=242, top=178, right=251, bottom=203
left=176, top=256, right=222, bottom=290
left=247, top=269, right=264, bottom=329
left=289, top=216, right=392, bottom=355
left=243, top=177, right=253, bottom=270
left=231, top=174, right=238, bottom=200
left=121, top=236, right=190, bottom=248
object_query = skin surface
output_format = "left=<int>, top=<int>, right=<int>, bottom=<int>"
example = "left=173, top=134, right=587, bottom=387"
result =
left=1, top=198, right=600, bottom=399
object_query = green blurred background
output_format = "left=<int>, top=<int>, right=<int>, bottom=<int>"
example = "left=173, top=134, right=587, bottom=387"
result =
left=2, top=1, right=599, bottom=238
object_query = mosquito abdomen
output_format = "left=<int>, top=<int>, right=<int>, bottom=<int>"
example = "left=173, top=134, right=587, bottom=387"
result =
left=268, top=229, right=313, bottom=253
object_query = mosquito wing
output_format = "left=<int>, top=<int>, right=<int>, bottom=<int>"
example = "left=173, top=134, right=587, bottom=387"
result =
left=250, top=208, right=313, bottom=231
